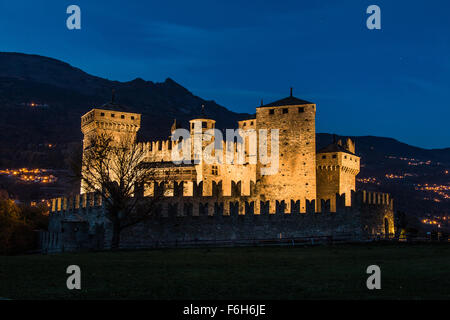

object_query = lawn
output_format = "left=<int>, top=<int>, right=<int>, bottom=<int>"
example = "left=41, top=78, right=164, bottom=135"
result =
left=0, top=243, right=449, bottom=299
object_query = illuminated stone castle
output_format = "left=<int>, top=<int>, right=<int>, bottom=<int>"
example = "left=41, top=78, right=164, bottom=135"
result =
left=80, top=92, right=358, bottom=211
left=42, top=92, right=395, bottom=252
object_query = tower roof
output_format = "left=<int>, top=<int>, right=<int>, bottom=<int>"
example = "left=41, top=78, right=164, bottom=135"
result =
left=95, top=89, right=135, bottom=112
left=317, top=143, right=355, bottom=155
left=258, top=89, right=314, bottom=108
left=97, top=101, right=130, bottom=112
left=190, top=104, right=215, bottom=121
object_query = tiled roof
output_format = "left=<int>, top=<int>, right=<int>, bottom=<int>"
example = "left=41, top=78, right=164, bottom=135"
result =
left=258, top=96, right=313, bottom=108
left=97, top=102, right=130, bottom=112
left=317, top=143, right=355, bottom=155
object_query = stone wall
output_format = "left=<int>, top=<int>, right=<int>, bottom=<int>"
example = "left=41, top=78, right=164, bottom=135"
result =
left=41, top=190, right=394, bottom=252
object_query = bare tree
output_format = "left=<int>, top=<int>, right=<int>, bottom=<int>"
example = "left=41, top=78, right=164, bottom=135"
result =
left=69, top=133, right=162, bottom=249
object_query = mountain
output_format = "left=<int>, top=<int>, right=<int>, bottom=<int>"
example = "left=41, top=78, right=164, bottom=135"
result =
left=0, top=52, right=448, bottom=219
left=317, top=134, right=450, bottom=166
left=0, top=52, right=250, bottom=151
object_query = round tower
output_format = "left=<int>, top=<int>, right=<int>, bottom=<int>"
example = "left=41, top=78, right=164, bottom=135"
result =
left=189, top=105, right=216, bottom=162
left=186, top=105, right=218, bottom=196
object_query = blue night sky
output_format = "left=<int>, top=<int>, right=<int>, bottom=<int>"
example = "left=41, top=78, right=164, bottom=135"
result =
left=0, top=0, right=449, bottom=148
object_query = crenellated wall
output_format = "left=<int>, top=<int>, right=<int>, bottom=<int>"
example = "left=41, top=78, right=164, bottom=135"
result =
left=41, top=188, right=395, bottom=252
left=51, top=183, right=393, bottom=213
left=139, top=137, right=260, bottom=165
left=140, top=139, right=174, bottom=162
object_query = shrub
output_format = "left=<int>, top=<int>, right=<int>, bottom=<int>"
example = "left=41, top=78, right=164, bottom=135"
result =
left=0, top=200, right=48, bottom=254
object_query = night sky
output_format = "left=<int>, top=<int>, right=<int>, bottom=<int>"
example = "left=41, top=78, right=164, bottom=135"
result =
left=0, top=0, right=449, bottom=148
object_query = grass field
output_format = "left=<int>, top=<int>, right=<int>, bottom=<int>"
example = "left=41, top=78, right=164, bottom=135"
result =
left=0, top=243, right=449, bottom=300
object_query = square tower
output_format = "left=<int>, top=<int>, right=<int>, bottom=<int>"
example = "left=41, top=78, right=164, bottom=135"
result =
left=81, top=108, right=141, bottom=149
left=255, top=93, right=316, bottom=212
left=80, top=107, right=141, bottom=194
left=316, top=138, right=360, bottom=210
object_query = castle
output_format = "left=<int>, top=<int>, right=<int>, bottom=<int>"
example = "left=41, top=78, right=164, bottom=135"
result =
left=41, top=91, right=395, bottom=252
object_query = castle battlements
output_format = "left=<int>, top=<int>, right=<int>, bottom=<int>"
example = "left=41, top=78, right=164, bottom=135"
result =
left=50, top=189, right=393, bottom=218
left=140, top=140, right=173, bottom=160
left=139, top=137, right=257, bottom=165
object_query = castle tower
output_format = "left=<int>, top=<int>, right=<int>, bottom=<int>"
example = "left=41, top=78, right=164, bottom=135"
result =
left=81, top=106, right=141, bottom=149
left=316, top=138, right=360, bottom=210
left=188, top=105, right=218, bottom=195
left=255, top=89, right=317, bottom=212
left=80, top=103, right=141, bottom=194
left=188, top=105, right=216, bottom=162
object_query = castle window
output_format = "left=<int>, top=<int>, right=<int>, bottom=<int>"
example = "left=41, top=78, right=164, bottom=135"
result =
left=282, top=108, right=288, bottom=114
left=298, top=107, right=305, bottom=113
left=202, top=122, right=207, bottom=128
left=100, top=112, right=105, bottom=117
left=344, top=156, right=347, bottom=159
left=121, top=115, right=125, bottom=119
left=111, top=114, right=115, bottom=117
left=269, top=109, right=274, bottom=115
left=191, top=123, right=194, bottom=129
left=322, top=155, right=326, bottom=159
left=250, top=121, right=254, bottom=125
left=243, top=122, right=246, bottom=126
left=332, top=154, right=337, bottom=158
left=131, top=116, right=135, bottom=120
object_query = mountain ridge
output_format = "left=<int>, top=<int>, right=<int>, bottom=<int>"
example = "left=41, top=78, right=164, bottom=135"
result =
left=0, top=52, right=251, bottom=144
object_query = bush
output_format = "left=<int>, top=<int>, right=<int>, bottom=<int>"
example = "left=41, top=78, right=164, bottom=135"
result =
left=0, top=200, right=22, bottom=254
left=0, top=199, right=48, bottom=255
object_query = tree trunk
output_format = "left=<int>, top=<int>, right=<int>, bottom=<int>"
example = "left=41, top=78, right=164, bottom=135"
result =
left=111, top=221, right=121, bottom=250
